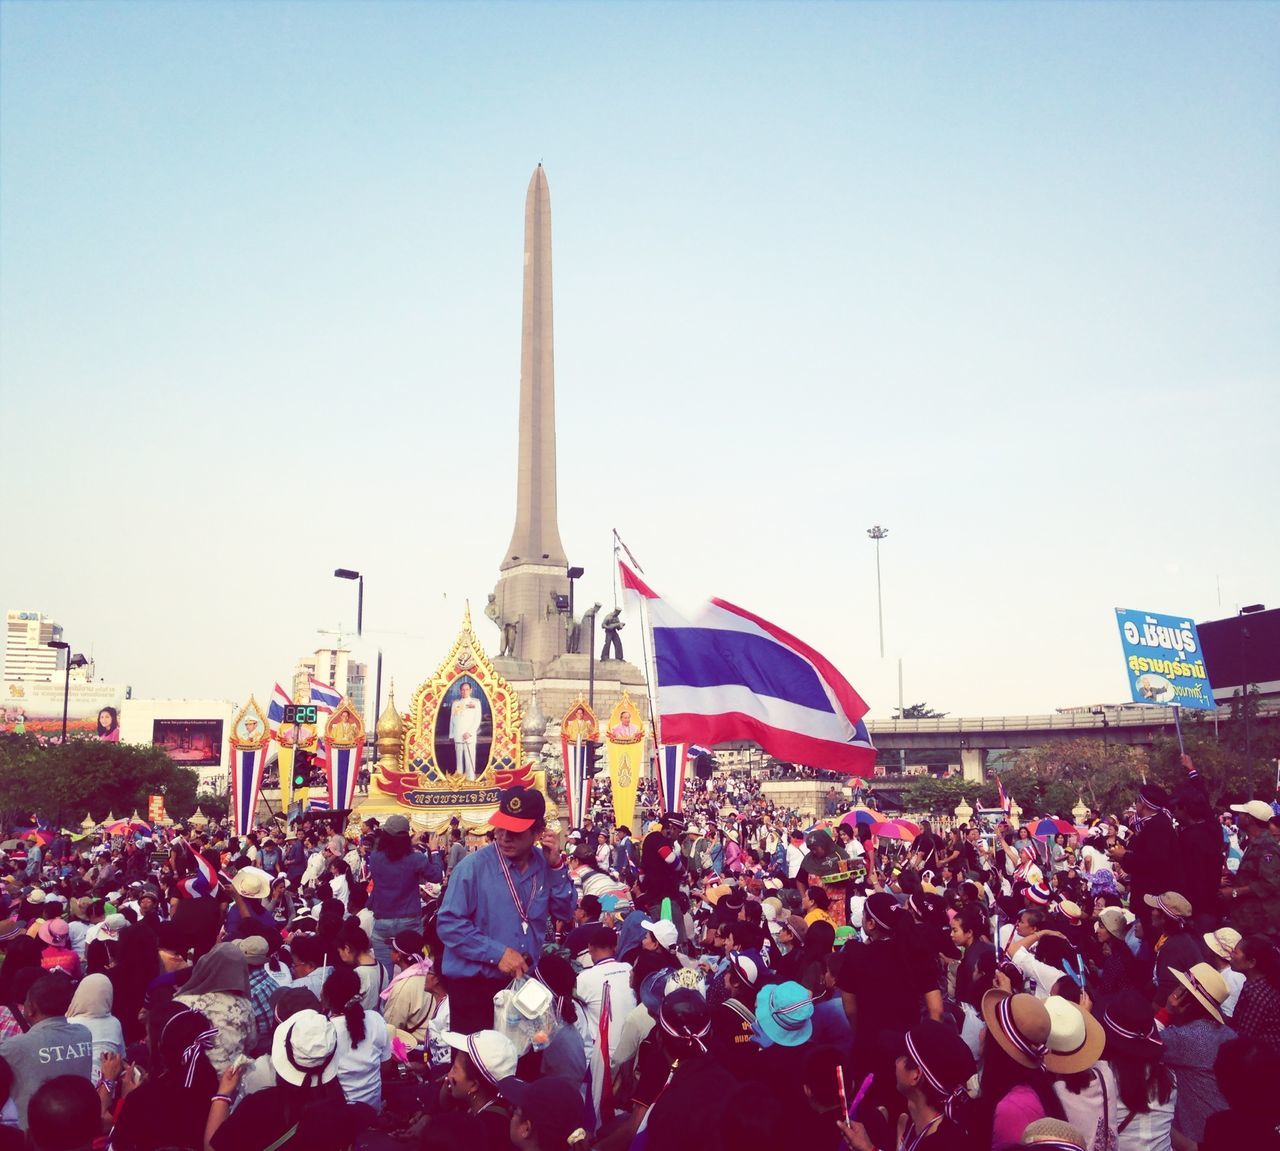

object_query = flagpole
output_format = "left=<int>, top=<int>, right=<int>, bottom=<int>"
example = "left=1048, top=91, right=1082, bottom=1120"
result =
left=617, top=535, right=665, bottom=784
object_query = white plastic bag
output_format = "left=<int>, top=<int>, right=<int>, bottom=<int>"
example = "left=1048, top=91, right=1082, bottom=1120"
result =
left=493, top=975, right=557, bottom=1056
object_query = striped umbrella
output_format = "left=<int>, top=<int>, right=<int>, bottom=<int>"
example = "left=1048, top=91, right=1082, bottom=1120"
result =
left=841, top=805, right=885, bottom=829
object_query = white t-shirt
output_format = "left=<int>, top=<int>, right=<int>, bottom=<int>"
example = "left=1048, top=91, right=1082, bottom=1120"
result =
left=1009, top=944, right=1068, bottom=999
left=1082, top=845, right=1113, bottom=875
left=333, top=1009, right=391, bottom=1111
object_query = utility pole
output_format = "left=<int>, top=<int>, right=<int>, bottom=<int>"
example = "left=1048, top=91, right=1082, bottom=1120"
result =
left=867, top=526, right=888, bottom=658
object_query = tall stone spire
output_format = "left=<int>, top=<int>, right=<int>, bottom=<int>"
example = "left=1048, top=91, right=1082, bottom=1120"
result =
left=502, top=164, right=567, bottom=571
left=493, top=166, right=570, bottom=672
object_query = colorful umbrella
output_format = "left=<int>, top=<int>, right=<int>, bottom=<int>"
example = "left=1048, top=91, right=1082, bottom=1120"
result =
left=1025, top=818, right=1064, bottom=839
left=869, top=820, right=914, bottom=840
left=841, top=805, right=885, bottom=829
left=19, top=829, right=54, bottom=847
left=103, top=818, right=150, bottom=836
left=889, top=818, right=921, bottom=837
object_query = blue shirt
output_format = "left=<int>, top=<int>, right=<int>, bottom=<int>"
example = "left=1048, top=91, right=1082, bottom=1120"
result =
left=437, top=844, right=576, bottom=978
left=368, top=849, right=432, bottom=919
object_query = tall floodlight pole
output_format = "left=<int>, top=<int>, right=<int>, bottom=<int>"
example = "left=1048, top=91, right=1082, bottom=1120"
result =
left=47, top=640, right=71, bottom=744
left=867, top=526, right=888, bottom=658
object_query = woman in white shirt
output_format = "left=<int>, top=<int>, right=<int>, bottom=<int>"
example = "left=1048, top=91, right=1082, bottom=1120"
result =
left=65, top=974, right=125, bottom=1085
left=1100, top=990, right=1176, bottom=1151
left=323, top=965, right=391, bottom=1113
left=327, top=858, right=353, bottom=912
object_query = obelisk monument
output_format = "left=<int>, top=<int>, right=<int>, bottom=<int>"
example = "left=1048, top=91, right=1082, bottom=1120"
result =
left=492, top=165, right=571, bottom=673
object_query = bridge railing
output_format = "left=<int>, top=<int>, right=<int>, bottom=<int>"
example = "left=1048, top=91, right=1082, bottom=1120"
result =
left=865, top=706, right=1178, bottom=735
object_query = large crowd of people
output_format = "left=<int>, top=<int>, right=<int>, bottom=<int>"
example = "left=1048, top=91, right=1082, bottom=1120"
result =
left=0, top=753, right=1277, bottom=1151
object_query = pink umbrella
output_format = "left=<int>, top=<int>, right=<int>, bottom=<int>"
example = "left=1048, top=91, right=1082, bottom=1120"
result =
left=869, top=820, right=913, bottom=841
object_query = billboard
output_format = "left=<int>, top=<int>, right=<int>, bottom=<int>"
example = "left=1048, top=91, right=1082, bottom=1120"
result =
left=1115, top=607, right=1216, bottom=711
left=1, top=681, right=129, bottom=738
left=1198, top=609, right=1280, bottom=694
left=152, top=719, right=225, bottom=767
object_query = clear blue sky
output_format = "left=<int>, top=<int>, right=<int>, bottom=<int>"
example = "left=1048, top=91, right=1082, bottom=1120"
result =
left=2, top=1, right=1276, bottom=719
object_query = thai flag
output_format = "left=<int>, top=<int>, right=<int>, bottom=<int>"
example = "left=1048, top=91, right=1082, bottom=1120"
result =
left=267, top=682, right=293, bottom=735
left=996, top=775, right=1012, bottom=816
left=621, top=561, right=875, bottom=776
left=655, top=744, right=689, bottom=814
left=175, top=839, right=221, bottom=899
left=309, top=678, right=343, bottom=710
left=309, top=677, right=342, bottom=774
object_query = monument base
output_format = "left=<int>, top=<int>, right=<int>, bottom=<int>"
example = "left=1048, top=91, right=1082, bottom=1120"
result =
left=760, top=779, right=852, bottom=820
left=498, top=654, right=649, bottom=747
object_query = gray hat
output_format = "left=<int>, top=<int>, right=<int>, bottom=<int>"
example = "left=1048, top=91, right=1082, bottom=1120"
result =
left=235, top=936, right=270, bottom=967
left=382, top=815, right=411, bottom=835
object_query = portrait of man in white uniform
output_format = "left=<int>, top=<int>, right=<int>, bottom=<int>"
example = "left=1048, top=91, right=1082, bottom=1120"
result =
left=448, top=679, right=484, bottom=780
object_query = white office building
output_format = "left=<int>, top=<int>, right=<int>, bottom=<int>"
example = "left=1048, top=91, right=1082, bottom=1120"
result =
left=293, top=648, right=368, bottom=725
left=4, top=610, right=64, bottom=682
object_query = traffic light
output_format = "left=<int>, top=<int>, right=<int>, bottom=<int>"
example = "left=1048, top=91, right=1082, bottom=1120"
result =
left=293, top=751, right=313, bottom=790
left=585, top=741, right=604, bottom=777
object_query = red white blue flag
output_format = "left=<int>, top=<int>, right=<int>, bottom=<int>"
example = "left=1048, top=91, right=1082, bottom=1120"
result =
left=308, top=677, right=341, bottom=801
left=561, top=738, right=592, bottom=830
left=267, top=682, right=293, bottom=736
left=655, top=744, right=689, bottom=813
left=173, top=837, right=221, bottom=898
left=327, top=744, right=362, bottom=813
left=621, top=562, right=875, bottom=776
left=230, top=743, right=270, bottom=836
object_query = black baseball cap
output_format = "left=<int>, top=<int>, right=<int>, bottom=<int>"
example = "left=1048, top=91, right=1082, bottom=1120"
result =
left=498, top=1076, right=587, bottom=1147
left=489, top=786, right=546, bottom=833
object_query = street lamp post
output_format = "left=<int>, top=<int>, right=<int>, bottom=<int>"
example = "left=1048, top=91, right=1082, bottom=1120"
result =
left=46, top=640, right=71, bottom=744
left=867, top=526, right=888, bottom=658
left=567, top=565, right=584, bottom=622
left=1240, top=603, right=1265, bottom=791
left=334, top=569, right=363, bottom=636
left=334, top=569, right=379, bottom=736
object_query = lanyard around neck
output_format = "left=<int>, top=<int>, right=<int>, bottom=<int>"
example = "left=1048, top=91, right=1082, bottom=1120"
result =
left=496, top=848, right=532, bottom=933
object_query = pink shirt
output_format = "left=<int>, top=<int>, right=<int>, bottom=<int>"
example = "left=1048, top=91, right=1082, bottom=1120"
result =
left=993, top=1083, right=1047, bottom=1149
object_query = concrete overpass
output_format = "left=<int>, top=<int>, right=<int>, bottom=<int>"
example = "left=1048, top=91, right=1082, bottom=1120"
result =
left=865, top=703, right=1272, bottom=780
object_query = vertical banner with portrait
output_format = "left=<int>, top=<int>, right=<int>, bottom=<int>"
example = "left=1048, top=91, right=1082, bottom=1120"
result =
left=325, top=700, right=365, bottom=812
left=560, top=699, right=599, bottom=831
left=229, top=698, right=270, bottom=837
left=604, top=691, right=646, bottom=834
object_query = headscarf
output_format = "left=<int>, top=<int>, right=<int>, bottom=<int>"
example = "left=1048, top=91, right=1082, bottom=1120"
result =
left=176, top=942, right=250, bottom=998
left=67, top=972, right=114, bottom=1019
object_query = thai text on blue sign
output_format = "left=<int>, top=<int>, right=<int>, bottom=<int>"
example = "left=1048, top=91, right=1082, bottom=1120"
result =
left=1115, top=607, right=1216, bottom=711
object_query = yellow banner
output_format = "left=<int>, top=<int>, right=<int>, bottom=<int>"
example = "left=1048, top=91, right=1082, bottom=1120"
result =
left=277, top=744, right=295, bottom=812
left=603, top=692, right=646, bottom=833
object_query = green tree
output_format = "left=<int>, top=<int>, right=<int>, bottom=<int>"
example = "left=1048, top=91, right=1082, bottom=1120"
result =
left=892, top=776, right=994, bottom=815
left=997, top=739, right=1156, bottom=819
left=894, top=703, right=949, bottom=719
left=0, top=735, right=201, bottom=830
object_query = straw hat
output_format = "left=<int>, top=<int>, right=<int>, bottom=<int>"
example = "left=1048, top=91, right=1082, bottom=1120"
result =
left=1096, top=908, right=1128, bottom=942
left=1202, top=927, right=1241, bottom=961
left=1021, top=1117, right=1087, bottom=1150
left=1172, top=963, right=1229, bottom=1024
left=1042, top=996, right=1105, bottom=1075
left=982, top=990, right=1051, bottom=1069
left=1099, top=990, right=1164, bottom=1062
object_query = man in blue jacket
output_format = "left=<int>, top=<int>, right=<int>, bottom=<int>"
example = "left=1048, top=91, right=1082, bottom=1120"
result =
left=437, top=787, right=576, bottom=1033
